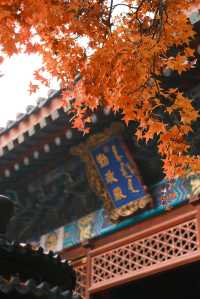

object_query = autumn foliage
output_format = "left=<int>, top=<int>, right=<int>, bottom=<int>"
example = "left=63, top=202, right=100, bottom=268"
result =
left=0, top=0, right=199, bottom=178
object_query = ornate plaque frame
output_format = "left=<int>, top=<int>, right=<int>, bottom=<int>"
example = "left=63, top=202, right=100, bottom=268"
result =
left=71, top=123, right=153, bottom=222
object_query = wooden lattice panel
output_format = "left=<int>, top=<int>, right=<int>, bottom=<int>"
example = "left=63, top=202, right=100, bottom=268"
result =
left=74, top=262, right=87, bottom=299
left=91, top=220, right=199, bottom=287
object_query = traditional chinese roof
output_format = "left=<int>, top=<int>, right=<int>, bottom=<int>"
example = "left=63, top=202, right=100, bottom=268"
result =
left=0, top=86, right=119, bottom=184
left=0, top=195, right=80, bottom=299
left=0, top=276, right=79, bottom=299
left=0, top=239, right=76, bottom=290
left=0, top=89, right=62, bottom=154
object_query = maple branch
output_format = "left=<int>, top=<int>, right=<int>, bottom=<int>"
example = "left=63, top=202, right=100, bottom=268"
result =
left=111, top=3, right=137, bottom=11
left=153, top=78, right=160, bottom=94
left=135, top=0, right=146, bottom=34
left=108, top=0, right=114, bottom=30
left=151, top=0, right=166, bottom=40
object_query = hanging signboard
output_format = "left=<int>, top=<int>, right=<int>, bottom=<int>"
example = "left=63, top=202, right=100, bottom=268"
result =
left=71, top=123, right=153, bottom=222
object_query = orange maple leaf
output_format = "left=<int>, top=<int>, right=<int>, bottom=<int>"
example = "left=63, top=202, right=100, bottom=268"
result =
left=29, top=82, right=39, bottom=95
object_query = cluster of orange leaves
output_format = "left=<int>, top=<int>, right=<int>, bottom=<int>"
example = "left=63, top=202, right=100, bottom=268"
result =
left=0, top=0, right=199, bottom=178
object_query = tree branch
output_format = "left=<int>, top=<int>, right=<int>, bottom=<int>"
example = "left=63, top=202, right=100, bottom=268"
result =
left=112, top=3, right=137, bottom=11
left=108, top=0, right=114, bottom=30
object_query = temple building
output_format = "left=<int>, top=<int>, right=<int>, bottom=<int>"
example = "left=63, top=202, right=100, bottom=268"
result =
left=0, top=9, right=200, bottom=299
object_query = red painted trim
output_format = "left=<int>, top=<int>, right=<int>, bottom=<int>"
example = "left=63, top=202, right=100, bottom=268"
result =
left=0, top=98, right=63, bottom=148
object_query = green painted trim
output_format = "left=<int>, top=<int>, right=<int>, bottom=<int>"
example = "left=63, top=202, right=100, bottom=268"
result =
left=99, top=198, right=187, bottom=238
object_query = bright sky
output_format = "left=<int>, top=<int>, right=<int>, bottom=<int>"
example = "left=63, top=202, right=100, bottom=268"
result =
left=0, top=54, right=59, bottom=128
left=0, top=1, right=128, bottom=129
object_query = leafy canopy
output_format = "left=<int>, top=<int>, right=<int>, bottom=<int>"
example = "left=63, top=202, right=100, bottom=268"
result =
left=0, top=0, right=199, bottom=178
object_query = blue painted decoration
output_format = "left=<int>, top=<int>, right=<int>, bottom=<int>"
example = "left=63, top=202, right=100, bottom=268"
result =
left=38, top=173, right=200, bottom=251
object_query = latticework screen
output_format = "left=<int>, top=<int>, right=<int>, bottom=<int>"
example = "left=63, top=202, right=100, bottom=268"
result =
left=74, top=261, right=87, bottom=299
left=91, top=219, right=199, bottom=288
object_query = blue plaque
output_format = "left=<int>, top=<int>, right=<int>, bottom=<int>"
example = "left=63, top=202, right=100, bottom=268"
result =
left=71, top=123, right=153, bottom=222
left=91, top=137, right=147, bottom=208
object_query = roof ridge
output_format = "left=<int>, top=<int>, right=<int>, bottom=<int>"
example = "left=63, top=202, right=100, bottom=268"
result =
left=0, top=89, right=61, bottom=137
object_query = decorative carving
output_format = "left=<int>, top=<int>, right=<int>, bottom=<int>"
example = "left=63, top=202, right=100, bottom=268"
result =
left=71, top=123, right=152, bottom=222
left=5, top=159, right=102, bottom=242
left=189, top=176, right=200, bottom=203
left=78, top=214, right=96, bottom=242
